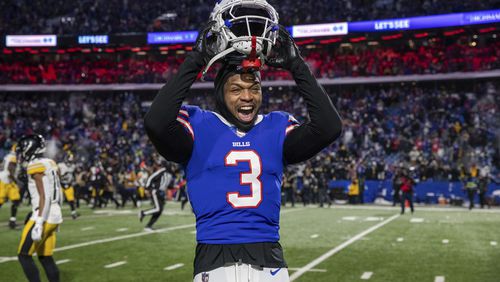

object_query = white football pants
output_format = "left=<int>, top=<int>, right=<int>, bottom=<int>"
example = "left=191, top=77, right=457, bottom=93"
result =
left=194, top=262, right=289, bottom=282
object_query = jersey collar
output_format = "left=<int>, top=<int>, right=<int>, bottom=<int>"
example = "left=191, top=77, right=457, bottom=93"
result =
left=211, top=111, right=264, bottom=137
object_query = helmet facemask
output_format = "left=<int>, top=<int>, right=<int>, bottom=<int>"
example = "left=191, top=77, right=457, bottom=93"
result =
left=203, top=0, right=279, bottom=77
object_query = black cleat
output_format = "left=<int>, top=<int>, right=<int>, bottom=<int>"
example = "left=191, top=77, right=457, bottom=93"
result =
left=138, top=211, right=145, bottom=223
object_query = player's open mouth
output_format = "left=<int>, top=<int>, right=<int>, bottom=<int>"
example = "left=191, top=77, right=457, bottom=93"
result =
left=237, top=105, right=255, bottom=123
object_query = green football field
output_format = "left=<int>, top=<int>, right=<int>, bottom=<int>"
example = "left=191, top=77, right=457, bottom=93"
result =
left=1, top=202, right=499, bottom=282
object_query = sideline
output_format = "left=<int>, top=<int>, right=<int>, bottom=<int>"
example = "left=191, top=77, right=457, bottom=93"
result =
left=330, top=205, right=500, bottom=213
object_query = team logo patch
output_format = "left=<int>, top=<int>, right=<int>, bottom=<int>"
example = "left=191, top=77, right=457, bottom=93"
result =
left=202, top=272, right=209, bottom=282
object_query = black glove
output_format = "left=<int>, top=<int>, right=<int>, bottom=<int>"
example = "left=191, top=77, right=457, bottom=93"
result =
left=194, top=21, right=218, bottom=65
left=265, top=25, right=304, bottom=71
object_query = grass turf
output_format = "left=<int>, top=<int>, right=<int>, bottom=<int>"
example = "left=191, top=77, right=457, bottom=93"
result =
left=1, top=202, right=499, bottom=281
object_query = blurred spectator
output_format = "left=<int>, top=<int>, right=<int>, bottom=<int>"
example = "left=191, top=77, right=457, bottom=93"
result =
left=348, top=178, right=360, bottom=204
left=0, top=0, right=497, bottom=35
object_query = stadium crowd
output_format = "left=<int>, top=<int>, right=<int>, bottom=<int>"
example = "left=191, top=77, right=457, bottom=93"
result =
left=1, top=40, right=498, bottom=84
left=0, top=80, right=498, bottom=207
left=0, top=0, right=497, bottom=35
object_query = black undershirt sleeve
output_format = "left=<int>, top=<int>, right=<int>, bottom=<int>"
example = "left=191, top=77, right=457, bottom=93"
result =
left=145, top=52, right=341, bottom=165
left=144, top=52, right=205, bottom=164
left=283, top=60, right=343, bottom=164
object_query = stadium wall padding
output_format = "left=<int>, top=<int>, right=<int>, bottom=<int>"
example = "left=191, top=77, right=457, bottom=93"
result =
left=328, top=180, right=500, bottom=204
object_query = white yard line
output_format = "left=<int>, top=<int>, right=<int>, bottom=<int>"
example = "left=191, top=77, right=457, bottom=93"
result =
left=104, top=261, right=127, bottom=268
left=164, top=263, right=184, bottom=271
left=56, top=259, right=71, bottom=265
left=81, top=226, right=95, bottom=231
left=410, top=218, right=424, bottom=223
left=93, top=210, right=135, bottom=215
left=397, top=237, right=404, bottom=242
left=116, top=228, right=129, bottom=232
left=361, top=272, right=373, bottom=280
left=490, top=241, right=497, bottom=246
left=435, top=276, right=445, bottom=282
left=310, top=234, right=319, bottom=239
left=365, top=217, right=383, bottom=221
left=0, top=223, right=195, bottom=264
left=54, top=223, right=195, bottom=252
left=288, top=267, right=326, bottom=273
left=0, top=256, right=18, bottom=263
left=442, top=239, right=449, bottom=244
left=162, top=210, right=192, bottom=216
left=290, top=214, right=400, bottom=281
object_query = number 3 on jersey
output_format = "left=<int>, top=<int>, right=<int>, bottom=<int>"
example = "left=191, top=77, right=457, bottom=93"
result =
left=225, top=150, right=263, bottom=208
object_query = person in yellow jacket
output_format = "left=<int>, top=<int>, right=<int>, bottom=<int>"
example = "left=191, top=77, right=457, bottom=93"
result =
left=348, top=178, right=360, bottom=204
left=464, top=172, right=478, bottom=210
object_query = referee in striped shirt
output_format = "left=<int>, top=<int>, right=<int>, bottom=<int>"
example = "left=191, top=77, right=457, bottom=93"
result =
left=139, top=162, right=172, bottom=231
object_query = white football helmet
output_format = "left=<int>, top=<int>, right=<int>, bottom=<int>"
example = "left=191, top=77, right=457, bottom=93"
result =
left=203, top=0, right=279, bottom=76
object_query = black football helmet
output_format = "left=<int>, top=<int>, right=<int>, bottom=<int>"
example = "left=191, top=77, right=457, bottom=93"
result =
left=16, top=134, right=46, bottom=162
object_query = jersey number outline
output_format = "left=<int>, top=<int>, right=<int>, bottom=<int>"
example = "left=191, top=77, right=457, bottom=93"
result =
left=225, top=150, right=263, bottom=209
left=51, top=171, right=61, bottom=202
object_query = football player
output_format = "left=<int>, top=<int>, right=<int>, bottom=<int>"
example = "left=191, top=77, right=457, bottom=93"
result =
left=101, top=166, right=121, bottom=209
left=144, top=1, right=342, bottom=281
left=121, top=165, right=138, bottom=208
left=136, top=163, right=149, bottom=206
left=16, top=135, right=63, bottom=282
left=139, top=161, right=172, bottom=231
left=89, top=163, right=107, bottom=209
left=58, top=152, right=79, bottom=219
left=0, top=144, right=22, bottom=229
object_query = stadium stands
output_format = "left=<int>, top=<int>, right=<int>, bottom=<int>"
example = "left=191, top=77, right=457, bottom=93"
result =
left=1, top=39, right=498, bottom=84
left=2, top=4, right=500, bottom=282
left=1, top=81, right=497, bottom=186
left=0, top=0, right=498, bottom=205
left=0, top=0, right=497, bottom=34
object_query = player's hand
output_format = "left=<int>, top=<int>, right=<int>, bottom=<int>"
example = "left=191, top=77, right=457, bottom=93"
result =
left=194, top=21, right=218, bottom=64
left=265, top=25, right=303, bottom=71
left=31, top=218, right=44, bottom=242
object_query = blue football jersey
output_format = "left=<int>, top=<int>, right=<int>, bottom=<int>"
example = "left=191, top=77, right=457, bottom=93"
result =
left=177, top=105, right=299, bottom=244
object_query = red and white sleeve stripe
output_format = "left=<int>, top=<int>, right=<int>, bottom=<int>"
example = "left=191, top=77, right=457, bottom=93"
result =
left=285, top=116, right=300, bottom=135
left=178, top=109, right=189, bottom=118
left=177, top=110, right=194, bottom=140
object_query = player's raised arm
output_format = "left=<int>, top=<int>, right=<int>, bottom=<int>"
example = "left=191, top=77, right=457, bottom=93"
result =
left=266, top=26, right=343, bottom=164
left=144, top=22, right=217, bottom=164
